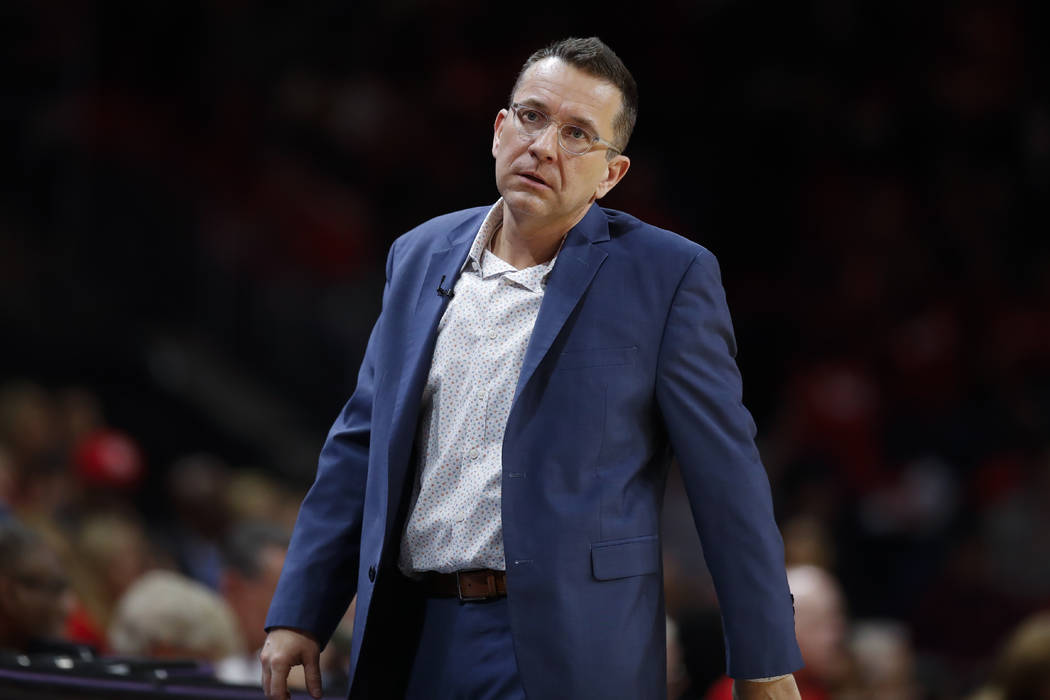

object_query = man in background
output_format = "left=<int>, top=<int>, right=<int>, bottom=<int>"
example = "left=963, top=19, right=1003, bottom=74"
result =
left=216, top=521, right=290, bottom=685
left=0, top=520, right=76, bottom=653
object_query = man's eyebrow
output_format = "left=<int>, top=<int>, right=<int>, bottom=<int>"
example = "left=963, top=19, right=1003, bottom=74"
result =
left=517, top=97, right=550, bottom=112
left=518, top=98, right=599, bottom=133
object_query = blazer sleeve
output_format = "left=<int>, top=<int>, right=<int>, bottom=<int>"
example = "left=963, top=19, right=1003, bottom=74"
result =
left=654, top=248, right=803, bottom=679
left=264, top=238, right=397, bottom=646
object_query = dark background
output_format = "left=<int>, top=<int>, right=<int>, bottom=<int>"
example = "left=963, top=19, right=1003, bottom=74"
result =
left=2, top=1, right=1049, bottom=697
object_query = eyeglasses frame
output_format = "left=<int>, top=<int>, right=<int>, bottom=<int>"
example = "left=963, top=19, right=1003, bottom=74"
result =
left=508, top=102, right=622, bottom=157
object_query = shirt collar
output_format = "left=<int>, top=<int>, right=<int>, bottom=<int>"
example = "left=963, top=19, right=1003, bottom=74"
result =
left=464, top=200, right=504, bottom=273
left=463, top=199, right=562, bottom=293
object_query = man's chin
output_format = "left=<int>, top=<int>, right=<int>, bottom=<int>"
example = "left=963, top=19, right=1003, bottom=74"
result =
left=501, top=189, right=553, bottom=217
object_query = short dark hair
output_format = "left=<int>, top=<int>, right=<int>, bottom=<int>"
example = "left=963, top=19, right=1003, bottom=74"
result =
left=222, top=521, right=290, bottom=579
left=511, top=37, right=638, bottom=153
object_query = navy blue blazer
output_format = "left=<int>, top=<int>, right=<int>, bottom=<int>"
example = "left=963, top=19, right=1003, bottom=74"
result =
left=265, top=202, right=803, bottom=698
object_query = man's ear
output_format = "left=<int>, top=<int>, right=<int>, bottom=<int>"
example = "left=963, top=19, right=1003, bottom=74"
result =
left=594, top=155, right=631, bottom=200
left=492, top=109, right=509, bottom=158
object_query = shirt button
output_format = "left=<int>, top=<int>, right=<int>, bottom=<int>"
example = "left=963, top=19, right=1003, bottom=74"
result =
left=488, top=329, right=498, bottom=340
left=368, top=565, right=376, bottom=582
left=469, top=448, right=480, bottom=460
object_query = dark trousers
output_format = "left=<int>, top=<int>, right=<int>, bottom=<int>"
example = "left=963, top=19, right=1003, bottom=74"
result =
left=404, top=595, right=527, bottom=700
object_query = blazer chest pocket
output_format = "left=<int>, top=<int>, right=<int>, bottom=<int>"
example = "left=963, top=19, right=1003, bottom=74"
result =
left=556, top=345, right=638, bottom=371
left=590, top=535, right=660, bottom=581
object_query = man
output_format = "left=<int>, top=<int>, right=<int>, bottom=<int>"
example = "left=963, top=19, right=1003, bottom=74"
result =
left=0, top=519, right=76, bottom=653
left=262, top=37, right=803, bottom=699
left=215, top=521, right=290, bottom=685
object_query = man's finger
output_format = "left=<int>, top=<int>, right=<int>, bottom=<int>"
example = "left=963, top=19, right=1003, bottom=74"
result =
left=260, top=660, right=271, bottom=698
left=268, top=659, right=290, bottom=700
left=303, top=653, right=324, bottom=699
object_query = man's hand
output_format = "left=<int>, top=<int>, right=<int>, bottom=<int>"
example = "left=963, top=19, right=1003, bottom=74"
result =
left=260, top=627, right=322, bottom=700
left=733, top=674, right=801, bottom=700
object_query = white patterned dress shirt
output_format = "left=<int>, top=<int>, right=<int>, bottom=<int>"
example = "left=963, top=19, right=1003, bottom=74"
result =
left=398, top=200, right=559, bottom=574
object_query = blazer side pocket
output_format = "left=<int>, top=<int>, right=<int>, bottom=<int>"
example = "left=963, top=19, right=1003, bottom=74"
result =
left=556, top=345, right=638, bottom=371
left=590, top=534, right=660, bottom=581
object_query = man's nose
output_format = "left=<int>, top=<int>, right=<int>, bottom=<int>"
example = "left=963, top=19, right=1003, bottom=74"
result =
left=529, top=124, right=558, bottom=160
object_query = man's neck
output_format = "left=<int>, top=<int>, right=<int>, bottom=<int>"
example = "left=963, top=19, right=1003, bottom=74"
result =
left=495, top=202, right=590, bottom=269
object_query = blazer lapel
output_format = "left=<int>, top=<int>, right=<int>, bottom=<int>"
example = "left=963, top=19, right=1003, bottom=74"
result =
left=513, top=203, right=609, bottom=401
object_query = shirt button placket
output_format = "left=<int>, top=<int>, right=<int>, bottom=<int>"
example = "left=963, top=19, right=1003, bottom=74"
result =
left=487, top=283, right=500, bottom=340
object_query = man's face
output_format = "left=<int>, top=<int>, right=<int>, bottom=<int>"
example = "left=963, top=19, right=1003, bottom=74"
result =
left=0, top=549, right=73, bottom=646
left=492, top=58, right=630, bottom=232
left=791, top=569, right=849, bottom=682
left=223, top=544, right=286, bottom=652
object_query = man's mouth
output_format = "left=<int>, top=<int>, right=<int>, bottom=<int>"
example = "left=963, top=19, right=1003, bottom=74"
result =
left=518, top=172, right=549, bottom=187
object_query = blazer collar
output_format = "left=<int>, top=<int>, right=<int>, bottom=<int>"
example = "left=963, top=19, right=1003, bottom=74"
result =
left=446, top=208, right=488, bottom=247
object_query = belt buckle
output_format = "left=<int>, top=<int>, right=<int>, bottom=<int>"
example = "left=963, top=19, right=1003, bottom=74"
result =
left=456, top=570, right=494, bottom=602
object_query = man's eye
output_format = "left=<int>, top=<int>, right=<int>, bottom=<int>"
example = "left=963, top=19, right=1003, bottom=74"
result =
left=565, top=126, right=589, bottom=141
left=521, top=109, right=543, bottom=123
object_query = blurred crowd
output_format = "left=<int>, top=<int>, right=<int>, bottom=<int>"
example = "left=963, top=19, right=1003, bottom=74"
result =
left=2, top=0, right=1049, bottom=698
left=0, top=380, right=357, bottom=693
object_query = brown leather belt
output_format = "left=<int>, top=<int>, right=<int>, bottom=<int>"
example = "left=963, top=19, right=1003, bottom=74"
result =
left=421, top=569, right=507, bottom=601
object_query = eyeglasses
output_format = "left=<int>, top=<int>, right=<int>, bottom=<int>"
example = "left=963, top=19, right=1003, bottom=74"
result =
left=509, top=103, right=621, bottom=156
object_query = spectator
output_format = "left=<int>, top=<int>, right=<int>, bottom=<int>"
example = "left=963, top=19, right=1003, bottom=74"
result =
left=782, top=514, right=835, bottom=571
left=72, top=429, right=147, bottom=507
left=0, top=519, right=75, bottom=652
left=911, top=528, right=1029, bottom=689
left=705, top=565, right=854, bottom=699
left=969, top=612, right=1050, bottom=700
left=850, top=620, right=920, bottom=700
left=164, top=453, right=232, bottom=590
left=55, top=387, right=105, bottom=447
left=0, top=381, right=72, bottom=518
left=214, top=521, right=290, bottom=685
left=108, top=569, right=241, bottom=662
left=0, top=381, right=59, bottom=476
left=225, top=469, right=303, bottom=533
left=786, top=565, right=855, bottom=696
left=65, top=511, right=154, bottom=649
left=982, top=451, right=1050, bottom=604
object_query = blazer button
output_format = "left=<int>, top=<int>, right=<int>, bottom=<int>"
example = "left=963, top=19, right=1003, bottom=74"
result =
left=368, top=565, right=376, bottom=583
